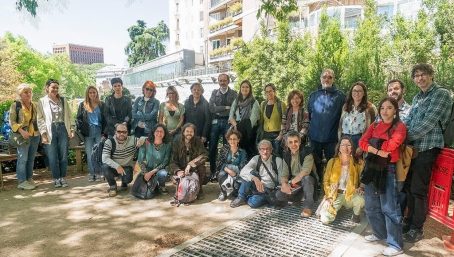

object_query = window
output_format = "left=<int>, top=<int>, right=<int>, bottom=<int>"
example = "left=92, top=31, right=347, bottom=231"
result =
left=377, top=5, right=394, bottom=20
left=176, top=19, right=180, bottom=30
left=176, top=3, right=179, bottom=12
left=200, top=28, right=204, bottom=37
left=226, top=38, right=231, bottom=45
left=212, top=40, right=221, bottom=49
left=344, top=8, right=361, bottom=29
left=200, top=11, right=204, bottom=21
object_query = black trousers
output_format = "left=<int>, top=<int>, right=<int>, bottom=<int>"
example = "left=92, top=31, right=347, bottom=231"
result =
left=102, top=164, right=133, bottom=188
left=405, top=148, right=440, bottom=230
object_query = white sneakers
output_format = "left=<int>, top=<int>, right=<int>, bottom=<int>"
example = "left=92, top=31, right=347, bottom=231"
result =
left=364, top=234, right=381, bottom=242
left=364, top=235, right=403, bottom=256
left=17, top=181, right=36, bottom=190
left=383, top=247, right=404, bottom=256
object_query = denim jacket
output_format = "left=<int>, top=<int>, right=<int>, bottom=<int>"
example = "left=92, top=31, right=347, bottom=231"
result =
left=131, top=96, right=159, bottom=135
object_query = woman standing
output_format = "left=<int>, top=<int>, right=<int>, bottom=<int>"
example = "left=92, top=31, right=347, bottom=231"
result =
left=76, top=86, right=105, bottom=182
left=280, top=89, right=310, bottom=144
left=339, top=81, right=376, bottom=150
left=319, top=136, right=365, bottom=224
left=184, top=83, right=210, bottom=144
left=131, top=81, right=159, bottom=137
left=228, top=80, right=260, bottom=158
left=215, top=129, right=248, bottom=201
left=257, top=83, right=286, bottom=155
left=37, top=79, right=74, bottom=188
left=9, top=84, right=40, bottom=190
left=159, top=86, right=185, bottom=138
left=136, top=124, right=171, bottom=193
left=359, top=97, right=406, bottom=256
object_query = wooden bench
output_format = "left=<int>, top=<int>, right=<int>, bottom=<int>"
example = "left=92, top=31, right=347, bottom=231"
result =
left=0, top=146, right=85, bottom=190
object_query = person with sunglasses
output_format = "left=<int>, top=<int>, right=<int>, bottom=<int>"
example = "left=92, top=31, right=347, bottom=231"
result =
left=101, top=123, right=146, bottom=197
left=131, top=81, right=160, bottom=137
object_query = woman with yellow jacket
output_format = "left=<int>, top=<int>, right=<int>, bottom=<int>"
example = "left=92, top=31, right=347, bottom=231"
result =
left=9, top=84, right=40, bottom=190
left=318, top=136, right=365, bottom=224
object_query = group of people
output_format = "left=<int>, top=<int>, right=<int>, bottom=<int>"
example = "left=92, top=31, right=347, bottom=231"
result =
left=8, top=63, right=452, bottom=256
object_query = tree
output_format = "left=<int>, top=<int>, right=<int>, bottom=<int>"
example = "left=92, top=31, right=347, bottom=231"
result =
left=15, top=0, right=45, bottom=17
left=125, top=20, right=169, bottom=67
left=257, top=0, right=298, bottom=23
left=304, top=10, right=349, bottom=92
left=0, top=36, right=23, bottom=102
left=344, top=0, right=386, bottom=104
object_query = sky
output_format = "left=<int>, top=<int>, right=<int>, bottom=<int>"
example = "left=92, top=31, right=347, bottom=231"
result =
left=0, top=0, right=169, bottom=67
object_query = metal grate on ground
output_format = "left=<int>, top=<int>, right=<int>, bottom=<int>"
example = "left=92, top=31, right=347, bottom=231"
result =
left=170, top=204, right=359, bottom=257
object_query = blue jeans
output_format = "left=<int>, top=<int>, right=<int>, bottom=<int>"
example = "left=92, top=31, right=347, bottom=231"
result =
left=46, top=123, right=69, bottom=179
left=16, top=135, right=40, bottom=182
left=209, top=118, right=229, bottom=174
left=365, top=165, right=403, bottom=250
left=156, top=169, right=168, bottom=187
left=238, top=180, right=268, bottom=208
left=84, top=125, right=102, bottom=176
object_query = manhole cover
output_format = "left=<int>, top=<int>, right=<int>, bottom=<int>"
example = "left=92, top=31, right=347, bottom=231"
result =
left=170, top=204, right=359, bottom=257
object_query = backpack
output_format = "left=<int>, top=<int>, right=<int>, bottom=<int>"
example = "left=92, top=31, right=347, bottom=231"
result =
left=441, top=100, right=454, bottom=147
left=91, top=137, right=116, bottom=174
left=131, top=173, right=158, bottom=199
left=173, top=172, right=200, bottom=206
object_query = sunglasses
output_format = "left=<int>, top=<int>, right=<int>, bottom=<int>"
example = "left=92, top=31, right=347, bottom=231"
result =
left=145, top=88, right=155, bottom=92
left=116, top=130, right=128, bottom=134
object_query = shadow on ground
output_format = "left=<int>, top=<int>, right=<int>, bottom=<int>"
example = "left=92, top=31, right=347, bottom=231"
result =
left=0, top=169, right=255, bottom=257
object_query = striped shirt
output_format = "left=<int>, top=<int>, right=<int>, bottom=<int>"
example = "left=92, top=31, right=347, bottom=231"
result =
left=405, top=84, right=452, bottom=152
left=102, top=136, right=138, bottom=169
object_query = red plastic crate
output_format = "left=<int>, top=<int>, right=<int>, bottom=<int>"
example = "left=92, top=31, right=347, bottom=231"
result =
left=428, top=148, right=454, bottom=229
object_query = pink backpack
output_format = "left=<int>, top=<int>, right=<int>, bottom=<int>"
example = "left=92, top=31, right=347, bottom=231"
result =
left=173, top=172, right=200, bottom=206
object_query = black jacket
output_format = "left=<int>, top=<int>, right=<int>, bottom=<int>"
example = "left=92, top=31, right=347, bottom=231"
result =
left=184, top=95, right=211, bottom=138
left=104, top=94, right=132, bottom=136
left=76, top=101, right=106, bottom=137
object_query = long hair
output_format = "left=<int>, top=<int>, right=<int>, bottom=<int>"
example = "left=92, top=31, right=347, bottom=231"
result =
left=345, top=81, right=368, bottom=113
left=287, top=89, right=304, bottom=108
left=148, top=123, right=169, bottom=144
left=166, top=86, right=179, bottom=102
left=142, top=80, right=157, bottom=98
left=237, top=80, right=253, bottom=102
left=377, top=97, right=401, bottom=137
left=83, top=86, right=100, bottom=113
left=335, top=135, right=359, bottom=164
left=178, top=123, right=197, bottom=157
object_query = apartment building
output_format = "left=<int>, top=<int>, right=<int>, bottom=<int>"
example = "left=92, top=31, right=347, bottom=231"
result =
left=52, top=43, right=104, bottom=64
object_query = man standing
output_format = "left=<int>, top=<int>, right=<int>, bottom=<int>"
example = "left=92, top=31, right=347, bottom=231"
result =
left=230, top=140, right=288, bottom=208
left=102, top=123, right=145, bottom=197
left=403, top=63, right=452, bottom=242
left=208, top=74, right=237, bottom=179
left=170, top=123, right=208, bottom=198
left=387, top=79, right=412, bottom=122
left=277, top=131, right=316, bottom=218
left=308, top=69, right=345, bottom=181
left=104, top=78, right=132, bottom=137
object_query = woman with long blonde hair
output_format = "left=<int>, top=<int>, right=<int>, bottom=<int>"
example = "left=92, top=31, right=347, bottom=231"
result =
left=76, top=85, right=106, bottom=181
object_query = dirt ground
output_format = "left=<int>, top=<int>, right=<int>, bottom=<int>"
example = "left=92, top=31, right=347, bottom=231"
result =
left=0, top=167, right=255, bottom=257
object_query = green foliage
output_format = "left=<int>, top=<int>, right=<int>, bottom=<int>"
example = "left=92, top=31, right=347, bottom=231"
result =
left=304, top=11, right=349, bottom=92
left=343, top=0, right=386, bottom=104
left=15, top=0, right=45, bottom=17
left=258, top=0, right=298, bottom=23
left=0, top=99, right=14, bottom=126
left=125, top=20, right=169, bottom=67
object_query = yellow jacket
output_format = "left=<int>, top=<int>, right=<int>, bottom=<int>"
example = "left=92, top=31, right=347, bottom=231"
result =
left=323, top=157, right=364, bottom=201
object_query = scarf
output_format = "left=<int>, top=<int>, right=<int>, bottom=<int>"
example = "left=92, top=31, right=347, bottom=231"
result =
left=235, top=96, right=254, bottom=121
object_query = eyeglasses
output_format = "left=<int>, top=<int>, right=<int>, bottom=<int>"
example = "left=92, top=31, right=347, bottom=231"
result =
left=145, top=88, right=155, bottom=92
left=413, top=73, right=427, bottom=79
left=116, top=130, right=128, bottom=134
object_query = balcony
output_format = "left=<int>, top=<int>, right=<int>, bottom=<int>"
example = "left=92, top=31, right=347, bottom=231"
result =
left=209, top=38, right=244, bottom=62
left=209, top=16, right=233, bottom=33
left=210, top=0, right=241, bottom=14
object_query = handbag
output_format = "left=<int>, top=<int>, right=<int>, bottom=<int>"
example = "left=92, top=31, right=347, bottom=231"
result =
left=8, top=130, right=29, bottom=147
left=131, top=173, right=158, bottom=199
